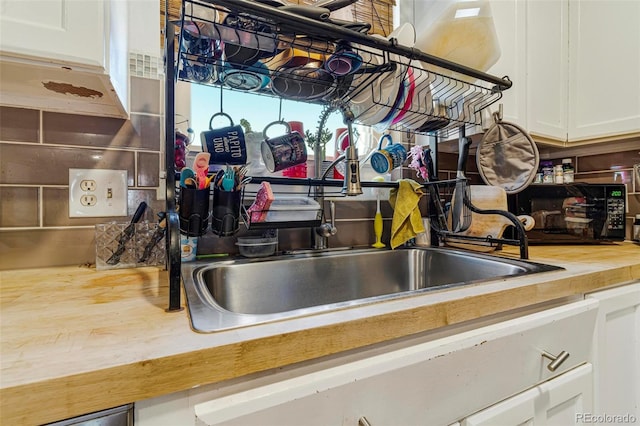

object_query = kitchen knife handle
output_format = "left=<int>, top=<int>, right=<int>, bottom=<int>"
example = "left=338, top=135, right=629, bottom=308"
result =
left=424, top=148, right=435, bottom=182
left=131, top=202, right=148, bottom=224
left=457, top=137, right=472, bottom=176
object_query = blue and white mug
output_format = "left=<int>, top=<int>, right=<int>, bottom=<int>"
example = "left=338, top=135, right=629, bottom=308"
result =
left=370, top=134, right=407, bottom=174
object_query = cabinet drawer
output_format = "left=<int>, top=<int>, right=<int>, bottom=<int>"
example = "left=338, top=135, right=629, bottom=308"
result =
left=194, top=299, right=598, bottom=426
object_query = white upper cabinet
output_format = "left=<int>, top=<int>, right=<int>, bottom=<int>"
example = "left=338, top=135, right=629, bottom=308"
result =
left=0, top=0, right=106, bottom=67
left=488, top=0, right=570, bottom=142
left=567, top=0, right=640, bottom=142
left=525, top=0, right=570, bottom=142
left=488, top=0, right=639, bottom=144
left=484, top=0, right=527, bottom=130
left=0, top=0, right=129, bottom=118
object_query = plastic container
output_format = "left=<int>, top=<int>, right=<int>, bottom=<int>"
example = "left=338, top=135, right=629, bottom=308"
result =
left=414, top=0, right=501, bottom=82
left=236, top=235, right=278, bottom=258
left=633, top=214, right=640, bottom=242
left=265, top=197, right=321, bottom=222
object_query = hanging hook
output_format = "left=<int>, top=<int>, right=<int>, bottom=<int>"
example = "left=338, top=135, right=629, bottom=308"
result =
left=493, top=103, right=503, bottom=124
left=219, top=85, right=224, bottom=114
left=278, top=98, right=284, bottom=123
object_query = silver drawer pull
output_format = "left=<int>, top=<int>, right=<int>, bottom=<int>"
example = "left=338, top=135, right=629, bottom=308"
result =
left=542, top=350, right=570, bottom=371
left=359, top=416, right=372, bottom=426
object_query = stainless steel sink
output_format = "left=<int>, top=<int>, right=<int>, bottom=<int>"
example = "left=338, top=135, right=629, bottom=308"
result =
left=181, top=247, right=562, bottom=332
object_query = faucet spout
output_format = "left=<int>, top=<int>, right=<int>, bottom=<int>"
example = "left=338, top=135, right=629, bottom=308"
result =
left=311, top=104, right=362, bottom=249
left=341, top=110, right=363, bottom=196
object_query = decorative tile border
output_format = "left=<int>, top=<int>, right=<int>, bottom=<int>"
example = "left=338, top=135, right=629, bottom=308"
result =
left=129, top=52, right=162, bottom=79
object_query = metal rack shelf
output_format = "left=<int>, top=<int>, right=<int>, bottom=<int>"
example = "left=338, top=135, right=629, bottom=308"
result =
left=164, top=0, right=516, bottom=310
left=175, top=0, right=511, bottom=134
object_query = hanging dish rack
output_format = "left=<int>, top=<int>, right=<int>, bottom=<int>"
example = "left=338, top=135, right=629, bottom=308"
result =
left=164, top=0, right=516, bottom=311
left=175, top=0, right=511, bottom=135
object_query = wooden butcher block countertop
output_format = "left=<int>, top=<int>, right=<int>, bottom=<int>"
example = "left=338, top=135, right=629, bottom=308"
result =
left=1, top=243, right=639, bottom=425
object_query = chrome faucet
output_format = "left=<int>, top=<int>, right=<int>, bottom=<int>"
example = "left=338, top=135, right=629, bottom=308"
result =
left=312, top=106, right=362, bottom=249
left=339, top=108, right=363, bottom=197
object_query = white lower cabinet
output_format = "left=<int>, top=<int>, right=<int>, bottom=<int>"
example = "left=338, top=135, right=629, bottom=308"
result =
left=587, top=282, right=640, bottom=425
left=174, top=300, right=597, bottom=426
left=135, top=283, right=640, bottom=426
left=462, top=363, right=593, bottom=426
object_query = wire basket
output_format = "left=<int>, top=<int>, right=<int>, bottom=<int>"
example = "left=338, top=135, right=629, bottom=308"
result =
left=424, top=178, right=472, bottom=235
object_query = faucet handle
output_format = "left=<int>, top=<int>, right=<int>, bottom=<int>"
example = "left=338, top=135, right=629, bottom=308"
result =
left=316, top=200, right=337, bottom=237
left=328, top=200, right=337, bottom=235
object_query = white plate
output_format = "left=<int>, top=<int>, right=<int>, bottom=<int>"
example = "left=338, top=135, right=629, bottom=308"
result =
left=349, top=39, right=394, bottom=125
left=398, top=60, right=435, bottom=130
left=349, top=24, right=416, bottom=126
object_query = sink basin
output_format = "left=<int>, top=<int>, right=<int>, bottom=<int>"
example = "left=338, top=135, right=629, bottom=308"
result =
left=181, top=247, right=562, bottom=332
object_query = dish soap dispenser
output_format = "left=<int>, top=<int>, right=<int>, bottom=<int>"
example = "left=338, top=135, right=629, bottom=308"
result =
left=372, top=176, right=386, bottom=248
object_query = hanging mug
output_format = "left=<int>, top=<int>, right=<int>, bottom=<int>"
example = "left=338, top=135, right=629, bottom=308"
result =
left=370, top=134, right=407, bottom=174
left=201, top=112, right=247, bottom=165
left=260, top=121, right=307, bottom=173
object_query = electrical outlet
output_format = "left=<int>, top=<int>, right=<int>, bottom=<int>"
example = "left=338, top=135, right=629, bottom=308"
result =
left=69, top=169, right=128, bottom=217
left=80, top=194, right=98, bottom=206
left=80, top=180, right=97, bottom=191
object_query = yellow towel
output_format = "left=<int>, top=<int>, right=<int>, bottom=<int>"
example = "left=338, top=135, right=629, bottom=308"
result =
left=389, top=179, right=426, bottom=249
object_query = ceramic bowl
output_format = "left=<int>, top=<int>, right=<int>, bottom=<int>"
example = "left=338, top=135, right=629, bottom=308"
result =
left=219, top=61, right=270, bottom=91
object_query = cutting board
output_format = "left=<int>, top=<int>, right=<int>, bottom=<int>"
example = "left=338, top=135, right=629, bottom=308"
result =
left=446, top=185, right=534, bottom=252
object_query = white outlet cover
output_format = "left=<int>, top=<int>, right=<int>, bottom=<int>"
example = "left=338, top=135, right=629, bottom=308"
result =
left=69, top=169, right=128, bottom=217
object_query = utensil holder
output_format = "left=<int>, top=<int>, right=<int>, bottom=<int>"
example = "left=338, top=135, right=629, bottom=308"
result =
left=95, top=222, right=166, bottom=270
left=179, top=187, right=211, bottom=236
left=212, top=188, right=241, bottom=236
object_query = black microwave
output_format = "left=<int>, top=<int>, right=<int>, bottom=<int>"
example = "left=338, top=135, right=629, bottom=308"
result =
left=508, top=183, right=626, bottom=243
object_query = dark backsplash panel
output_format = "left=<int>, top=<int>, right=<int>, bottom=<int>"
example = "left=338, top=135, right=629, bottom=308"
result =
left=0, top=76, right=165, bottom=270
left=1, top=79, right=638, bottom=269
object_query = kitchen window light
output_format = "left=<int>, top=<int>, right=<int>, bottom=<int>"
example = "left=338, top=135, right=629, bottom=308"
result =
left=187, top=83, right=376, bottom=160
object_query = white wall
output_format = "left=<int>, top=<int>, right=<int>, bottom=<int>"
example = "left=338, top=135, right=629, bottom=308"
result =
left=128, top=0, right=161, bottom=56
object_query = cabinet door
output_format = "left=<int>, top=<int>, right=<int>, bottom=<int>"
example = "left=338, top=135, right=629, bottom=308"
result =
left=192, top=300, right=597, bottom=426
left=0, top=0, right=105, bottom=68
left=462, top=387, right=537, bottom=426
left=536, top=363, right=593, bottom=425
left=488, top=0, right=569, bottom=142
left=567, top=0, right=640, bottom=142
left=525, top=0, right=569, bottom=142
left=486, top=0, right=527, bottom=128
left=462, top=363, right=593, bottom=426
left=587, top=282, right=640, bottom=424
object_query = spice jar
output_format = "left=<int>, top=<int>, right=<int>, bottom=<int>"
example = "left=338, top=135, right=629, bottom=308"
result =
left=541, top=161, right=554, bottom=184
left=562, top=158, right=575, bottom=183
left=554, top=164, right=564, bottom=184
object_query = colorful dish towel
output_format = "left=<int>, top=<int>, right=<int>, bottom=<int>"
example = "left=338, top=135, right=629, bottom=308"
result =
left=389, top=179, right=425, bottom=249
